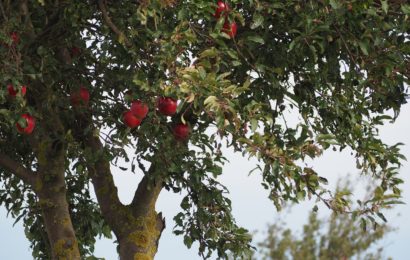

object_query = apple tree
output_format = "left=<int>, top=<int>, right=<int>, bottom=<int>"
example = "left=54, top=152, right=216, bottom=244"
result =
left=0, top=0, right=409, bottom=259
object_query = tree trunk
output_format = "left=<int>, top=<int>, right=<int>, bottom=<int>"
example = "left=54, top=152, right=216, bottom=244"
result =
left=39, top=190, right=81, bottom=260
left=84, top=132, right=166, bottom=260
left=35, top=138, right=81, bottom=260
left=118, top=210, right=165, bottom=260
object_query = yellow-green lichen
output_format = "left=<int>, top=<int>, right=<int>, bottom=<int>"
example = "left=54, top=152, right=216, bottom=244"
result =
left=53, top=239, right=77, bottom=260
left=37, top=141, right=49, bottom=166
left=35, top=179, right=43, bottom=191
left=60, top=217, right=71, bottom=228
left=128, top=230, right=150, bottom=248
left=133, top=253, right=151, bottom=260
left=126, top=210, right=161, bottom=258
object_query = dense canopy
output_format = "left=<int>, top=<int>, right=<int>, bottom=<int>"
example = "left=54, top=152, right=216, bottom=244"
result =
left=0, top=1, right=409, bottom=259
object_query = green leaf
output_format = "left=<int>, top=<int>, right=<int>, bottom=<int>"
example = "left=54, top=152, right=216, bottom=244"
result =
left=247, top=35, right=265, bottom=44
left=251, top=13, right=264, bottom=29
left=184, top=235, right=193, bottom=248
left=359, top=41, right=369, bottom=56
left=250, top=118, right=258, bottom=132
left=381, top=0, right=388, bottom=14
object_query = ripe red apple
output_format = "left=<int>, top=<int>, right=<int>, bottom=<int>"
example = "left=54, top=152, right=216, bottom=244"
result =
left=222, top=21, right=237, bottom=38
left=16, top=114, right=35, bottom=134
left=214, top=1, right=230, bottom=18
left=172, top=123, right=190, bottom=141
left=123, top=111, right=141, bottom=128
left=21, top=85, right=27, bottom=96
left=70, top=46, right=81, bottom=58
left=7, top=84, right=27, bottom=97
left=157, top=97, right=177, bottom=116
left=130, top=100, right=149, bottom=120
left=71, top=86, right=90, bottom=106
left=10, top=32, right=19, bottom=45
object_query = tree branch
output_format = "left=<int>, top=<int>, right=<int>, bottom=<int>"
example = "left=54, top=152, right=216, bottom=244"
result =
left=97, top=0, right=132, bottom=48
left=84, top=132, right=128, bottom=235
left=130, top=166, right=163, bottom=216
left=0, top=152, right=37, bottom=187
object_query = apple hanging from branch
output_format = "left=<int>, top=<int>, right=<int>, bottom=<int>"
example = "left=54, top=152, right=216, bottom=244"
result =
left=16, top=114, right=35, bottom=135
left=172, top=123, right=190, bottom=141
left=10, top=32, right=19, bottom=45
left=214, top=1, right=230, bottom=18
left=222, top=20, right=237, bottom=38
left=7, top=84, right=27, bottom=97
left=70, top=86, right=90, bottom=106
left=130, top=100, right=149, bottom=120
left=157, top=97, right=177, bottom=116
left=123, top=111, right=141, bottom=128
left=70, top=46, right=81, bottom=58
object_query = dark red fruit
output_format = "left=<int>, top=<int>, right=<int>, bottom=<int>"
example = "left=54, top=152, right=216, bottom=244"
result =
left=16, top=114, right=35, bottom=134
left=10, top=32, right=19, bottom=45
left=172, top=123, right=190, bottom=141
left=71, top=87, right=90, bottom=106
left=21, top=85, right=27, bottom=96
left=7, top=84, right=26, bottom=97
left=130, top=100, right=149, bottom=120
left=214, top=1, right=230, bottom=18
left=222, top=21, right=237, bottom=38
left=157, top=97, right=177, bottom=116
left=70, top=46, right=81, bottom=58
left=123, top=111, right=141, bottom=128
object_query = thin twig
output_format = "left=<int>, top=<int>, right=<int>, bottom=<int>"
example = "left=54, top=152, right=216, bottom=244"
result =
left=97, top=0, right=132, bottom=48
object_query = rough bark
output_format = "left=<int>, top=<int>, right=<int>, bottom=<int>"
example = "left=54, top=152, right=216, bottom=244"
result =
left=0, top=152, right=38, bottom=189
left=84, top=132, right=165, bottom=260
left=35, top=137, right=81, bottom=260
left=118, top=175, right=165, bottom=260
left=118, top=209, right=165, bottom=260
left=38, top=190, right=81, bottom=260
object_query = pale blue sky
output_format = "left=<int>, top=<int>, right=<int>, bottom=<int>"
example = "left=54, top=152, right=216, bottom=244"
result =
left=1, top=103, right=409, bottom=259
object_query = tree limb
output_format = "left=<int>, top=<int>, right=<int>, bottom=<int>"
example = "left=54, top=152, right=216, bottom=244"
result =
left=84, top=132, right=128, bottom=235
left=0, top=152, right=38, bottom=187
left=130, top=166, right=163, bottom=216
left=97, top=0, right=132, bottom=48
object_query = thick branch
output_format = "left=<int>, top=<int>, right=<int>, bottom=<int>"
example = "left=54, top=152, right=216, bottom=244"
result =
left=97, top=0, right=132, bottom=47
left=0, top=152, right=37, bottom=187
left=130, top=167, right=164, bottom=216
left=84, top=133, right=127, bottom=234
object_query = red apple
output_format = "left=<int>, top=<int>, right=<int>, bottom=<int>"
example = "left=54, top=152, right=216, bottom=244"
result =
left=71, top=86, right=90, bottom=106
left=21, top=85, right=27, bottom=96
left=16, top=114, right=35, bottom=134
left=157, top=97, right=177, bottom=116
left=7, top=84, right=17, bottom=96
left=7, top=84, right=26, bottom=97
left=130, top=100, right=149, bottom=120
left=10, top=32, right=19, bottom=45
left=71, top=46, right=81, bottom=58
left=123, top=111, right=141, bottom=128
left=172, top=123, right=190, bottom=141
left=222, top=21, right=237, bottom=38
left=214, top=1, right=230, bottom=18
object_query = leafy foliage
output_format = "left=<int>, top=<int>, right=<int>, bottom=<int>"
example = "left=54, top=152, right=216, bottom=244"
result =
left=0, top=0, right=408, bottom=258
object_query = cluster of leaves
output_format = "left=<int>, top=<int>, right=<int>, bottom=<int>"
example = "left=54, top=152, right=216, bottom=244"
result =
left=0, top=0, right=408, bottom=258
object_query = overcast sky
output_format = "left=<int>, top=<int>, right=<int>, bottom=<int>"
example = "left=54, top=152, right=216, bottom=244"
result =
left=1, top=103, right=409, bottom=259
